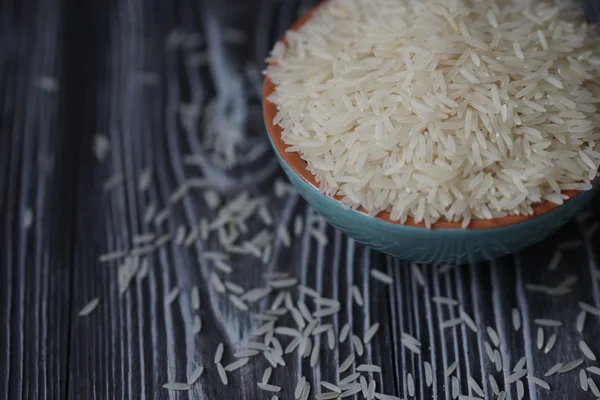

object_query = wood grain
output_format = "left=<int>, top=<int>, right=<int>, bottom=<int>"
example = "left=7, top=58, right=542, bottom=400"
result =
left=0, top=1, right=72, bottom=399
left=2, top=1, right=600, bottom=400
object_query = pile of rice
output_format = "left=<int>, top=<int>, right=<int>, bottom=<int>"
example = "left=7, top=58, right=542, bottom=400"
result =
left=266, top=0, right=600, bottom=228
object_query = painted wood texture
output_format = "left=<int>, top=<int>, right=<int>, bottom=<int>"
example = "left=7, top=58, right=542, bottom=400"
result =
left=2, top=1, right=600, bottom=400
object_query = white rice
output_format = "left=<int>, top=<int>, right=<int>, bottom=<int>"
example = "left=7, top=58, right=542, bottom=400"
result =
left=356, top=364, right=382, bottom=373
left=360, top=376, right=369, bottom=398
left=165, top=287, right=180, bottom=305
left=257, top=383, right=282, bottom=393
left=487, top=327, right=500, bottom=347
left=588, top=366, right=600, bottom=375
left=295, top=377, right=306, bottom=399
left=216, top=362, right=228, bottom=385
left=269, top=277, right=298, bottom=289
left=327, top=329, right=336, bottom=350
left=445, top=361, right=457, bottom=377
left=339, top=323, right=350, bottom=343
left=370, top=270, right=393, bottom=285
left=241, top=287, right=272, bottom=303
left=513, top=357, right=526, bottom=372
left=432, top=296, right=458, bottom=306
left=579, top=340, right=597, bottom=361
left=229, top=294, right=249, bottom=311
left=203, top=190, right=221, bottom=210
left=321, top=381, right=342, bottom=394
left=411, top=264, right=427, bottom=286
left=441, top=318, right=463, bottom=329
left=489, top=374, right=499, bottom=395
left=211, top=273, right=226, bottom=293
left=559, top=359, right=584, bottom=373
left=143, top=203, right=157, bottom=224
left=407, top=373, right=415, bottom=396
left=266, top=0, right=600, bottom=226
left=460, top=309, right=478, bottom=333
left=438, top=264, right=456, bottom=275
left=99, top=249, right=128, bottom=263
left=154, top=208, right=171, bottom=226
left=301, top=382, right=311, bottom=400
left=512, top=308, right=521, bottom=331
left=225, top=358, right=249, bottom=371
left=103, top=173, right=125, bottom=191
left=294, top=215, right=304, bottom=236
left=258, top=206, right=274, bottom=226
left=339, top=354, right=355, bottom=373
left=313, top=307, right=340, bottom=318
left=163, top=382, right=191, bottom=391
left=351, top=334, right=364, bottom=356
left=169, top=184, right=189, bottom=203
left=191, top=286, right=200, bottom=310
left=544, top=334, right=557, bottom=354
left=23, top=209, right=33, bottom=229
left=187, top=366, right=204, bottom=385
left=534, top=319, right=562, bottom=327
left=467, top=376, right=484, bottom=397
left=536, top=327, right=545, bottom=350
left=545, top=363, right=564, bottom=377
left=351, top=285, right=364, bottom=307
left=527, top=376, right=551, bottom=390
left=312, top=324, right=333, bottom=336
left=579, top=301, right=600, bottom=317
left=261, top=367, right=273, bottom=384
left=247, top=342, right=271, bottom=351
left=133, top=233, right=155, bottom=245
left=424, top=361, right=433, bottom=387
left=137, top=258, right=149, bottom=279
left=316, top=392, right=342, bottom=400
left=452, top=376, right=460, bottom=399
left=93, top=134, right=111, bottom=162
left=517, top=380, right=524, bottom=400
left=507, top=369, right=527, bottom=384
left=340, top=372, right=360, bottom=385
left=214, top=343, right=225, bottom=364
left=590, top=377, right=600, bottom=396
left=494, top=350, right=502, bottom=372
left=580, top=369, right=589, bottom=391
left=364, top=323, right=380, bottom=343
left=298, top=285, right=321, bottom=298
left=78, top=298, right=100, bottom=317
left=577, top=310, right=587, bottom=332
left=310, top=228, right=329, bottom=246
left=224, top=281, right=244, bottom=294
left=310, top=344, right=320, bottom=367
left=548, top=252, right=561, bottom=271
left=277, top=225, right=292, bottom=247
left=235, top=349, right=259, bottom=359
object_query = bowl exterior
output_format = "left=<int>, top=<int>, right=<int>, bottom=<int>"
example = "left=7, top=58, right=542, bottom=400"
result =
left=269, top=137, right=600, bottom=263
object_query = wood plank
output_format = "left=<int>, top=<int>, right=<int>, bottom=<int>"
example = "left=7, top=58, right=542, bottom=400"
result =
left=0, top=1, right=73, bottom=399
left=65, top=1, right=600, bottom=400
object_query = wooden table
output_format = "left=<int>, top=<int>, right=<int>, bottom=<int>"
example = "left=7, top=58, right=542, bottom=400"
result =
left=2, top=1, right=600, bottom=399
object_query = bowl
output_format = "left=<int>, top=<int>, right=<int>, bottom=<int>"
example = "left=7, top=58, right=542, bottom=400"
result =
left=262, top=5, right=600, bottom=264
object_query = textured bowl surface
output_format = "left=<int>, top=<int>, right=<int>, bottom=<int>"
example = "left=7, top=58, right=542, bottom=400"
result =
left=263, top=4, right=600, bottom=263
left=267, top=139, right=600, bottom=263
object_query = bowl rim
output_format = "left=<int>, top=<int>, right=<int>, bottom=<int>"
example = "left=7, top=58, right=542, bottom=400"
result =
left=263, top=2, right=591, bottom=231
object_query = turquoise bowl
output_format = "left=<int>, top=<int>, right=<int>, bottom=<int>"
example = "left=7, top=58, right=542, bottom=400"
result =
left=262, top=6, right=600, bottom=264
left=269, top=140, right=599, bottom=264
left=264, top=82, right=600, bottom=264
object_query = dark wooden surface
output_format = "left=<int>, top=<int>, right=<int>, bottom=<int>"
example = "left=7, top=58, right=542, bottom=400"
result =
left=3, top=1, right=600, bottom=399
